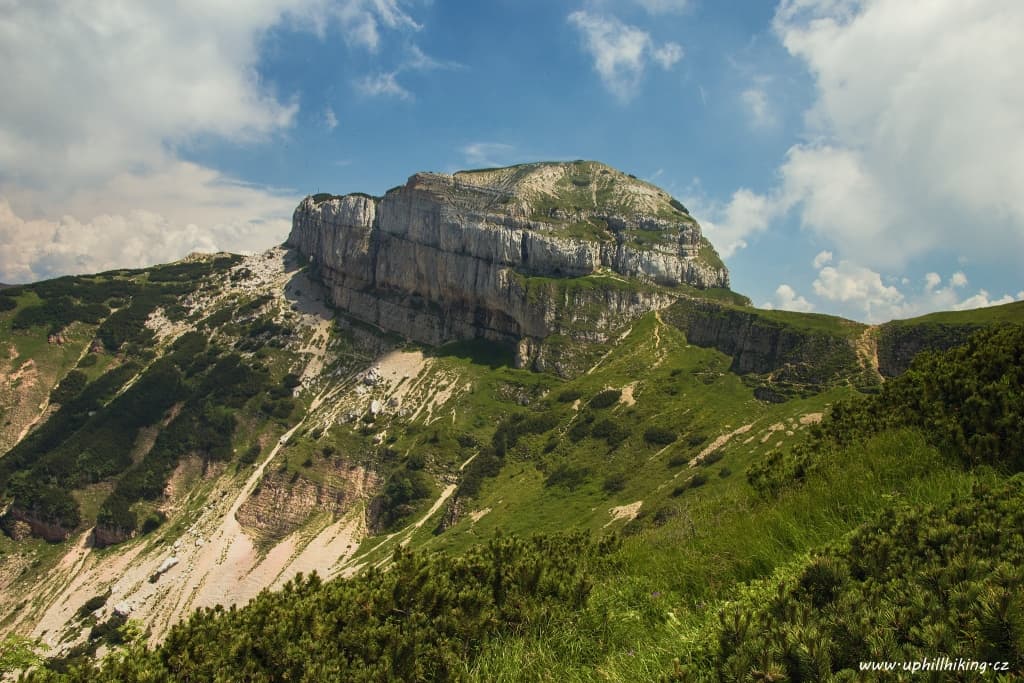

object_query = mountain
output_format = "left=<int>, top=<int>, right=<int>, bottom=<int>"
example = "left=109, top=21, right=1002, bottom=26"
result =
left=288, top=161, right=731, bottom=376
left=1, top=162, right=1022, bottom=680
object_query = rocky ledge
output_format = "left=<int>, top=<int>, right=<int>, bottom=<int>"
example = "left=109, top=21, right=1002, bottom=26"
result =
left=287, top=161, right=729, bottom=372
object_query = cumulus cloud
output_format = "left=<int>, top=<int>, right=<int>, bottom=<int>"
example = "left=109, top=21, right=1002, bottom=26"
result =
left=812, top=259, right=904, bottom=320
left=770, top=0, right=1024, bottom=269
left=812, top=250, right=833, bottom=269
left=804, top=257, right=1021, bottom=322
left=0, top=1, right=425, bottom=282
left=0, top=163, right=295, bottom=283
left=741, top=88, right=769, bottom=127
left=765, top=284, right=815, bottom=312
left=651, top=43, right=684, bottom=69
left=568, top=11, right=683, bottom=101
left=687, top=188, right=786, bottom=258
left=0, top=1, right=423, bottom=282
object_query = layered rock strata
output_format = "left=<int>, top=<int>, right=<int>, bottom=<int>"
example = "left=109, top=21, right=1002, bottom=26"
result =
left=287, top=162, right=729, bottom=368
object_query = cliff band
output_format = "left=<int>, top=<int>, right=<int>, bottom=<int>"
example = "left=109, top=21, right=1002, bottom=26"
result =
left=287, top=161, right=728, bottom=369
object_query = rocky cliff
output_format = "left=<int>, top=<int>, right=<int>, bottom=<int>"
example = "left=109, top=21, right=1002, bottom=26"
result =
left=287, top=162, right=728, bottom=370
left=875, top=322, right=981, bottom=377
left=662, top=299, right=873, bottom=399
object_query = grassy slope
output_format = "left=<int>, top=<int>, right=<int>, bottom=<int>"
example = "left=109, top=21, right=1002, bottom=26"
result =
left=885, top=299, right=1024, bottom=326
left=4, top=255, right=1023, bottom=679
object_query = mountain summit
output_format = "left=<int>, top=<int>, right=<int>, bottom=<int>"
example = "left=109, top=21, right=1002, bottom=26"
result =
left=288, top=161, right=729, bottom=374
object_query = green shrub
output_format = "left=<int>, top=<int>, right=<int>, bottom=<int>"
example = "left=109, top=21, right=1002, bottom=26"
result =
left=556, top=389, right=582, bottom=403
left=748, top=325, right=1024, bottom=497
left=602, top=473, right=627, bottom=493
left=50, top=371, right=88, bottom=404
left=643, top=426, right=677, bottom=445
left=673, top=476, right=1024, bottom=680
left=667, top=453, right=688, bottom=468
left=544, top=464, right=590, bottom=491
left=587, top=389, right=621, bottom=409
left=592, top=418, right=630, bottom=447
left=140, top=511, right=167, bottom=534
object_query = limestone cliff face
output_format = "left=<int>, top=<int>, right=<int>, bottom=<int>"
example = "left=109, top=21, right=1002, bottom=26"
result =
left=1, top=506, right=74, bottom=543
left=237, top=463, right=377, bottom=539
left=662, top=299, right=870, bottom=400
left=287, top=162, right=728, bottom=367
left=876, top=322, right=981, bottom=377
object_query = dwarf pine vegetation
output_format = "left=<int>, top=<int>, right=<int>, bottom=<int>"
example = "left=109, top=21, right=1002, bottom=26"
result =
left=16, top=323, right=1023, bottom=681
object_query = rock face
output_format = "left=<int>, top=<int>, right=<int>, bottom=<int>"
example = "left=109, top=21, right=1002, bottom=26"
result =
left=2, top=506, right=74, bottom=543
left=288, top=162, right=729, bottom=369
left=876, top=322, right=981, bottom=377
left=237, top=463, right=377, bottom=539
left=662, top=299, right=870, bottom=400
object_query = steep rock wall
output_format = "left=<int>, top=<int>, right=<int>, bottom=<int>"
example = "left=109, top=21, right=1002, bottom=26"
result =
left=287, top=165, right=728, bottom=369
left=662, top=299, right=868, bottom=398
left=876, top=323, right=982, bottom=377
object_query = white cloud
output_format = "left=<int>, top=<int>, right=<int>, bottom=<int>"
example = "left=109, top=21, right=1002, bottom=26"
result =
left=770, top=284, right=815, bottom=312
left=813, top=259, right=904, bottom=320
left=805, top=257, right=1020, bottom=322
left=633, top=0, right=690, bottom=13
left=324, top=107, right=339, bottom=131
left=331, top=0, right=420, bottom=51
left=354, top=43, right=460, bottom=100
left=0, top=163, right=295, bottom=283
left=652, top=42, right=684, bottom=69
left=0, top=2, right=311, bottom=192
left=952, top=290, right=1015, bottom=311
left=741, top=86, right=775, bottom=128
left=568, top=11, right=683, bottom=101
left=461, top=143, right=517, bottom=169
left=406, top=44, right=464, bottom=71
left=356, top=72, right=413, bottom=100
left=687, top=187, right=786, bottom=258
left=812, top=250, right=833, bottom=269
left=0, top=1, right=418, bottom=282
left=770, top=0, right=1024, bottom=269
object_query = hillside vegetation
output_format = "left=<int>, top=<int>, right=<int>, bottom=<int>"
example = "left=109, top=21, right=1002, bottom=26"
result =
left=6, top=277, right=1020, bottom=681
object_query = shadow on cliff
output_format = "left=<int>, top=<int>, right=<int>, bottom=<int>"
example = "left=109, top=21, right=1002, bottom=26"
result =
left=281, top=249, right=333, bottom=322
left=429, top=339, right=516, bottom=370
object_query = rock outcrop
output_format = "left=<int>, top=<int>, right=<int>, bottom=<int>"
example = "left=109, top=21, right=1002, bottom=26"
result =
left=875, top=322, right=981, bottom=377
left=662, top=299, right=872, bottom=399
left=2, top=506, right=74, bottom=543
left=237, top=463, right=376, bottom=540
left=288, top=162, right=729, bottom=370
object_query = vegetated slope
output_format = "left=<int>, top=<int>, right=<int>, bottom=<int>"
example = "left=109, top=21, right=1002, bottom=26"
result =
left=2, top=238, right=1022, bottom=678
left=17, top=323, right=1024, bottom=681
left=876, top=299, right=1024, bottom=376
left=0, top=249, right=392, bottom=655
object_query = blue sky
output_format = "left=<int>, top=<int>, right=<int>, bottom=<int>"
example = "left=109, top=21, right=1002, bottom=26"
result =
left=1, top=0, right=1021, bottom=322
